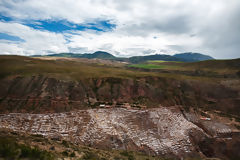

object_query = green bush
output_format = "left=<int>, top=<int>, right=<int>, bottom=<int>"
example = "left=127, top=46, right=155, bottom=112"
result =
left=81, top=151, right=100, bottom=160
left=62, top=150, right=68, bottom=156
left=0, top=137, right=54, bottom=160
left=61, top=140, right=69, bottom=147
left=120, top=151, right=135, bottom=160
left=70, top=151, right=75, bottom=157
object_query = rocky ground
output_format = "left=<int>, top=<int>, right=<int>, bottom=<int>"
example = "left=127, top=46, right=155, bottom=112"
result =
left=1, top=106, right=239, bottom=159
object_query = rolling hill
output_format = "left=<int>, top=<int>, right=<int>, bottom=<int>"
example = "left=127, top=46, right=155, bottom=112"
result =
left=32, top=51, right=214, bottom=63
left=173, top=52, right=214, bottom=61
left=41, top=51, right=116, bottom=60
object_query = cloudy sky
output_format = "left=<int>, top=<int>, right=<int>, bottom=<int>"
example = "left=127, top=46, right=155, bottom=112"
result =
left=0, top=0, right=239, bottom=59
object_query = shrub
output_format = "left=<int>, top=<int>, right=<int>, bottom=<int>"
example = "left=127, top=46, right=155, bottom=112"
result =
left=0, top=137, right=54, bottom=160
left=62, top=150, right=69, bottom=156
left=120, top=151, right=135, bottom=160
left=61, top=140, right=69, bottom=147
left=81, top=151, right=100, bottom=160
left=70, top=151, right=75, bottom=157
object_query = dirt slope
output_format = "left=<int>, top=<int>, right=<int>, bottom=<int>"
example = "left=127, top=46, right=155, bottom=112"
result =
left=0, top=75, right=239, bottom=118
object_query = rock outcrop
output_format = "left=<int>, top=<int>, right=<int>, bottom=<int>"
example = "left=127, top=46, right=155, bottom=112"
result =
left=0, top=75, right=239, bottom=116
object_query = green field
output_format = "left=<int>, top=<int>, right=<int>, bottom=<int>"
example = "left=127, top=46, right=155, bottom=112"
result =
left=128, top=59, right=240, bottom=75
left=128, top=61, right=187, bottom=70
left=128, top=63, right=167, bottom=69
left=148, top=60, right=183, bottom=63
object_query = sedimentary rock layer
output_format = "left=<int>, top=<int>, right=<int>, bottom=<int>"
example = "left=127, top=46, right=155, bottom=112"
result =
left=0, top=75, right=239, bottom=116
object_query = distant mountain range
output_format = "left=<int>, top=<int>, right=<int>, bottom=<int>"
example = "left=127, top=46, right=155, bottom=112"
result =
left=46, top=51, right=116, bottom=59
left=173, top=52, right=214, bottom=61
left=32, top=51, right=214, bottom=63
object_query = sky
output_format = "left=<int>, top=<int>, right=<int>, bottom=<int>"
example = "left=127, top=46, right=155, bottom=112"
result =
left=0, top=0, right=239, bottom=59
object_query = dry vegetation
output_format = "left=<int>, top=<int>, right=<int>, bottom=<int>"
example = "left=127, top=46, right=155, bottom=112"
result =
left=0, top=55, right=159, bottom=80
left=0, top=129, right=167, bottom=160
left=1, top=55, right=239, bottom=83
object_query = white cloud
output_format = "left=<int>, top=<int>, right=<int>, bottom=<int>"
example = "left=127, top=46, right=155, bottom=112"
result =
left=0, top=42, right=25, bottom=55
left=66, top=30, right=202, bottom=57
left=0, top=0, right=240, bottom=58
left=0, top=21, right=68, bottom=55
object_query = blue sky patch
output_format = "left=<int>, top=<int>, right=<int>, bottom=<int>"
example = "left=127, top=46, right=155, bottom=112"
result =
left=0, top=33, right=25, bottom=42
left=0, top=14, right=13, bottom=22
left=24, top=19, right=116, bottom=33
left=0, top=13, right=116, bottom=33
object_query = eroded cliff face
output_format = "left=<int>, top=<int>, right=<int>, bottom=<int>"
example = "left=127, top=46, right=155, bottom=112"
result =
left=0, top=75, right=239, bottom=116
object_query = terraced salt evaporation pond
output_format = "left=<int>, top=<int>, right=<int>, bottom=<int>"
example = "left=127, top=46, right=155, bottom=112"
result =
left=0, top=107, right=233, bottom=158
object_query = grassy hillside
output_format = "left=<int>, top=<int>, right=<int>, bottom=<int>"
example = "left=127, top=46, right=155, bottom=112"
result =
left=128, top=59, right=240, bottom=76
left=1, top=55, right=225, bottom=82
left=128, top=54, right=181, bottom=63
left=0, top=130, right=167, bottom=160
left=180, top=59, right=240, bottom=71
left=0, top=55, right=159, bottom=80
left=0, top=133, right=55, bottom=160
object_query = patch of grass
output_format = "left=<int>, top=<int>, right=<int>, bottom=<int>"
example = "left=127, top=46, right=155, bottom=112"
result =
left=148, top=60, right=166, bottom=63
left=61, top=150, right=68, bottom=156
left=147, top=58, right=240, bottom=74
left=70, top=151, right=75, bottom=157
left=61, top=140, right=69, bottom=147
left=148, top=60, right=183, bottom=63
left=120, top=151, right=135, bottom=160
left=81, top=151, right=101, bottom=160
left=128, top=61, right=190, bottom=71
left=128, top=63, right=166, bottom=69
left=0, top=136, right=54, bottom=160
